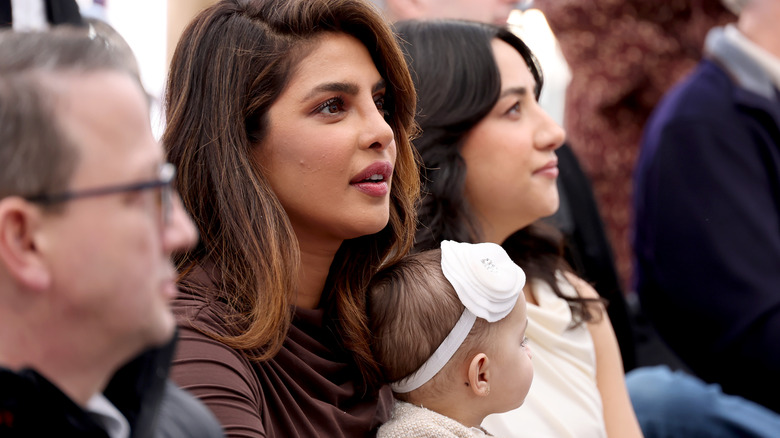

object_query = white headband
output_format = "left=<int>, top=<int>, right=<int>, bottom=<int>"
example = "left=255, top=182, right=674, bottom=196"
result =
left=390, top=240, right=526, bottom=393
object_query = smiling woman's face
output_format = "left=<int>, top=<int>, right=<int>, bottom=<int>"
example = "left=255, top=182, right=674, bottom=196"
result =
left=256, top=32, right=397, bottom=247
left=460, top=38, right=566, bottom=244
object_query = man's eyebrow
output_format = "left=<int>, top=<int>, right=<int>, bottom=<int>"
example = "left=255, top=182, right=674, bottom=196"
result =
left=500, top=86, right=528, bottom=99
left=129, top=159, right=164, bottom=181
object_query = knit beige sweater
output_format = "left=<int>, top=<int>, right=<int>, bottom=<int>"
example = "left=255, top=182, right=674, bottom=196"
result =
left=378, top=401, right=493, bottom=438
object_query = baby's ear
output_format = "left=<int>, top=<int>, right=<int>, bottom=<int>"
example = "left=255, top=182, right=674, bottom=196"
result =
left=466, top=353, right=491, bottom=397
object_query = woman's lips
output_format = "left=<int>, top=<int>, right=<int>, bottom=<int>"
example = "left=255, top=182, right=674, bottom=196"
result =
left=350, top=161, right=393, bottom=197
left=534, top=160, right=559, bottom=178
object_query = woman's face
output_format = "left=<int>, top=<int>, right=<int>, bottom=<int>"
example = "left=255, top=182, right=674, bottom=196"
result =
left=257, top=32, right=396, bottom=247
left=460, top=38, right=565, bottom=244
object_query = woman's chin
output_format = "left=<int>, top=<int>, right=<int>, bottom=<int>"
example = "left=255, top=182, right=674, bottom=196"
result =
left=541, top=195, right=561, bottom=220
left=344, top=217, right=390, bottom=240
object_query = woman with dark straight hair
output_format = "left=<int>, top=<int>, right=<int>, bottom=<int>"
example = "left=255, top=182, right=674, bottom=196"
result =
left=391, top=19, right=643, bottom=437
left=163, top=0, right=419, bottom=435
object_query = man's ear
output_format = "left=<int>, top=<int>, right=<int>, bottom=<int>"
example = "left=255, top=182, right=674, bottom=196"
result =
left=0, top=198, right=51, bottom=291
left=466, top=352, right=491, bottom=397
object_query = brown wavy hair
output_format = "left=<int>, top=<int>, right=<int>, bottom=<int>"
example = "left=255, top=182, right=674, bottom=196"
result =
left=163, top=0, right=419, bottom=391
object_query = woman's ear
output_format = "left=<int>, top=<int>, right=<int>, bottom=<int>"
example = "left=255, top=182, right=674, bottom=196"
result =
left=466, top=352, right=491, bottom=397
left=0, top=198, right=51, bottom=291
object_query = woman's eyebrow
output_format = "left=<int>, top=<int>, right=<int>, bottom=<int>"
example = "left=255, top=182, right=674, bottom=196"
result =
left=303, top=81, right=359, bottom=101
left=302, top=78, right=387, bottom=102
left=372, top=78, right=386, bottom=93
left=500, top=86, right=528, bottom=99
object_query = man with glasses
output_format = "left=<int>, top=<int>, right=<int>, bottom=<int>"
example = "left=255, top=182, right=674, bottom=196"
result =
left=0, top=29, right=222, bottom=437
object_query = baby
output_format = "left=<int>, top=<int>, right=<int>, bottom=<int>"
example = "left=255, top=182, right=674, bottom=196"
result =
left=369, top=240, right=533, bottom=437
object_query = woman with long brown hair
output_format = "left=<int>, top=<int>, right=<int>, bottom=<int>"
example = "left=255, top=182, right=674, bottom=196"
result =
left=162, top=0, right=419, bottom=435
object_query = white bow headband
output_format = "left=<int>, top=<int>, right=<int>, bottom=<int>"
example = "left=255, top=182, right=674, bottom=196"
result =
left=390, top=240, right=526, bottom=393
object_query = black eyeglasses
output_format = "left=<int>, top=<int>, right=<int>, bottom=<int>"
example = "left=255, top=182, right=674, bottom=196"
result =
left=24, top=163, right=176, bottom=226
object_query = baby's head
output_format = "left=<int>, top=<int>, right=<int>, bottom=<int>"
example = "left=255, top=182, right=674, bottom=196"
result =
left=369, top=241, right=533, bottom=421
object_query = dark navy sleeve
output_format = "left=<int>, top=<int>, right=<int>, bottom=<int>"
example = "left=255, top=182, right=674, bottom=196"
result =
left=634, top=87, right=780, bottom=412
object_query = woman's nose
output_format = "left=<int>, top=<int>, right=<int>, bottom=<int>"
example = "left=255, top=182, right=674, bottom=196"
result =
left=533, top=105, right=566, bottom=152
left=361, top=101, right=395, bottom=151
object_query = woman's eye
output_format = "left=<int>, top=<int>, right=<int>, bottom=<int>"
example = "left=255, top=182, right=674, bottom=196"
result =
left=507, top=101, right=522, bottom=116
left=375, top=95, right=390, bottom=118
left=317, top=97, right=345, bottom=115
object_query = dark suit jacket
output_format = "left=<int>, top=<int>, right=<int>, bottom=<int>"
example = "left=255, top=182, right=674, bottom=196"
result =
left=0, top=0, right=82, bottom=28
left=0, top=336, right=224, bottom=437
left=633, top=27, right=780, bottom=413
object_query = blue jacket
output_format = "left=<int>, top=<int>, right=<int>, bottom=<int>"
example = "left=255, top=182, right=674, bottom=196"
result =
left=633, top=27, right=780, bottom=413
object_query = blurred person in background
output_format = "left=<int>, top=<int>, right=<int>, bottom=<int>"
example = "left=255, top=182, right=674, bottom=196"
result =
left=0, top=0, right=82, bottom=29
left=374, top=0, right=517, bottom=25
left=631, top=0, right=780, bottom=434
left=534, top=0, right=737, bottom=294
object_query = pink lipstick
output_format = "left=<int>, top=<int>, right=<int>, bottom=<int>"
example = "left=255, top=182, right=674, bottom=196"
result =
left=350, top=161, right=393, bottom=197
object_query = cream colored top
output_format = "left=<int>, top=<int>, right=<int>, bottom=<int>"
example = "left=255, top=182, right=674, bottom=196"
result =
left=481, top=276, right=606, bottom=438
left=379, top=401, right=492, bottom=438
